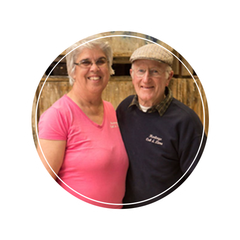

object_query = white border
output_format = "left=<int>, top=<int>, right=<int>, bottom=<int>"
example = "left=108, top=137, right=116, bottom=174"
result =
left=23, top=22, right=217, bottom=219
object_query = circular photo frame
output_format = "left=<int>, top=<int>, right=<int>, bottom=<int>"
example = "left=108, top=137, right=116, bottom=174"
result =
left=25, top=23, right=215, bottom=218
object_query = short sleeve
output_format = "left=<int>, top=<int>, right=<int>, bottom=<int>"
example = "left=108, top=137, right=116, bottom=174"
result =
left=38, top=107, right=68, bottom=140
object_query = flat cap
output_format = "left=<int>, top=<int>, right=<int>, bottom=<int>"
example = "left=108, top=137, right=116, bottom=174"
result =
left=130, top=44, right=173, bottom=66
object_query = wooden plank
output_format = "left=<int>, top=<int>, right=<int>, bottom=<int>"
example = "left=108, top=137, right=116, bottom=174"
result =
left=113, top=57, right=130, bottom=64
left=194, top=78, right=209, bottom=135
left=172, top=50, right=180, bottom=76
left=102, top=80, right=135, bottom=109
left=181, top=58, right=194, bottom=76
left=41, top=76, right=69, bottom=82
left=37, top=81, right=72, bottom=116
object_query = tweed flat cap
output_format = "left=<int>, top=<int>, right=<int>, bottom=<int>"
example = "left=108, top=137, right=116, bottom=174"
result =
left=130, top=44, right=173, bottom=66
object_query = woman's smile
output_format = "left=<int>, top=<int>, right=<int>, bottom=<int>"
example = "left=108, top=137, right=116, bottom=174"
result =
left=87, top=75, right=102, bottom=82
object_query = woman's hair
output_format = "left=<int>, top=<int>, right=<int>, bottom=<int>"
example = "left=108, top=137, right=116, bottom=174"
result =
left=66, top=38, right=115, bottom=85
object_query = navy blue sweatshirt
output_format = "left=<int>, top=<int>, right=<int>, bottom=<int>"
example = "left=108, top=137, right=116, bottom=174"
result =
left=116, top=95, right=207, bottom=208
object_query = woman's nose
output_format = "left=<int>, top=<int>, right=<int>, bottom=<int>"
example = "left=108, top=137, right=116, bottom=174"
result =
left=89, top=62, right=100, bottom=71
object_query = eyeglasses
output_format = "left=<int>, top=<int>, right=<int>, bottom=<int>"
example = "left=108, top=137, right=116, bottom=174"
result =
left=74, top=57, right=108, bottom=69
left=133, top=68, right=165, bottom=78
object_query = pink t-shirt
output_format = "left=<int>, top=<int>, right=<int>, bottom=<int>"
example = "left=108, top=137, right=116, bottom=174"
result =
left=38, top=95, right=129, bottom=208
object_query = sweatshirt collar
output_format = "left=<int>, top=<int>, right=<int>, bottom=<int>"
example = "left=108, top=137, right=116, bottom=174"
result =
left=128, top=87, right=173, bottom=116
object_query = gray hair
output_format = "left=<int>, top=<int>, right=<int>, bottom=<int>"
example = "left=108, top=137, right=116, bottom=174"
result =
left=66, top=38, right=115, bottom=85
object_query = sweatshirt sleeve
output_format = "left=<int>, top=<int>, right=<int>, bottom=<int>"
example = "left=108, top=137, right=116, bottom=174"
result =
left=38, top=107, right=68, bottom=140
left=179, top=134, right=206, bottom=174
left=178, top=110, right=207, bottom=175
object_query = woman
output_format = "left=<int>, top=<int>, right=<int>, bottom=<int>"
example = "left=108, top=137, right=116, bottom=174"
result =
left=37, top=39, right=129, bottom=209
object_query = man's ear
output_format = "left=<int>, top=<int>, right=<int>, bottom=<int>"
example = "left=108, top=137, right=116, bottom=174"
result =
left=130, top=68, right=133, bottom=77
left=169, top=70, right=174, bottom=80
left=166, top=71, right=174, bottom=86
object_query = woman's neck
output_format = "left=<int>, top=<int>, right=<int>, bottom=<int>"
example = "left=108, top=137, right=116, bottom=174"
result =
left=67, top=87, right=104, bottom=125
left=67, top=86, right=103, bottom=108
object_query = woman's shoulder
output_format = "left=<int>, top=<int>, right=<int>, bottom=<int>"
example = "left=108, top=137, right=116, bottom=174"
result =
left=50, top=94, right=78, bottom=112
left=51, top=94, right=70, bottom=109
left=40, top=95, right=72, bottom=120
left=38, top=95, right=69, bottom=139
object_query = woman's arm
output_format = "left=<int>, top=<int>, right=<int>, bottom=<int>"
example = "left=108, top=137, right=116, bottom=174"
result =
left=37, top=139, right=66, bottom=180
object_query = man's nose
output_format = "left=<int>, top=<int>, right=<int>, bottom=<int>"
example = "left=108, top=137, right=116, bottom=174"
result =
left=142, top=71, right=151, bottom=82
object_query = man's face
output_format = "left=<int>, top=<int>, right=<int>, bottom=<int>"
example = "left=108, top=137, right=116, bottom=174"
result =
left=130, top=59, right=173, bottom=107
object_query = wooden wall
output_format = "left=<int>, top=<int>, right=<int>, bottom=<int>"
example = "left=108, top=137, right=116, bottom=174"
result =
left=32, top=33, right=209, bottom=146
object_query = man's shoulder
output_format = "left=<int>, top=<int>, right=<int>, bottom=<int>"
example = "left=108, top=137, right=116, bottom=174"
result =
left=171, top=98, right=198, bottom=117
left=170, top=98, right=203, bottom=129
left=117, top=95, right=135, bottom=110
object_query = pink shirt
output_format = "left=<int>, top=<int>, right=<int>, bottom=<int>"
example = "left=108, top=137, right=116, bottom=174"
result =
left=38, top=95, right=129, bottom=208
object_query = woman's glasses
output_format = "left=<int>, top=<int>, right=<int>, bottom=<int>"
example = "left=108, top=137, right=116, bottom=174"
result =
left=74, top=57, right=108, bottom=69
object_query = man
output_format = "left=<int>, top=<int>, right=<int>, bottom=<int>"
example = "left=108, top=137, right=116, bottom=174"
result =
left=116, top=44, right=207, bottom=208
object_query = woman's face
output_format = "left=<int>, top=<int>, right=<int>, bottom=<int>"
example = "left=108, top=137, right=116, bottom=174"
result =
left=73, top=47, right=110, bottom=95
